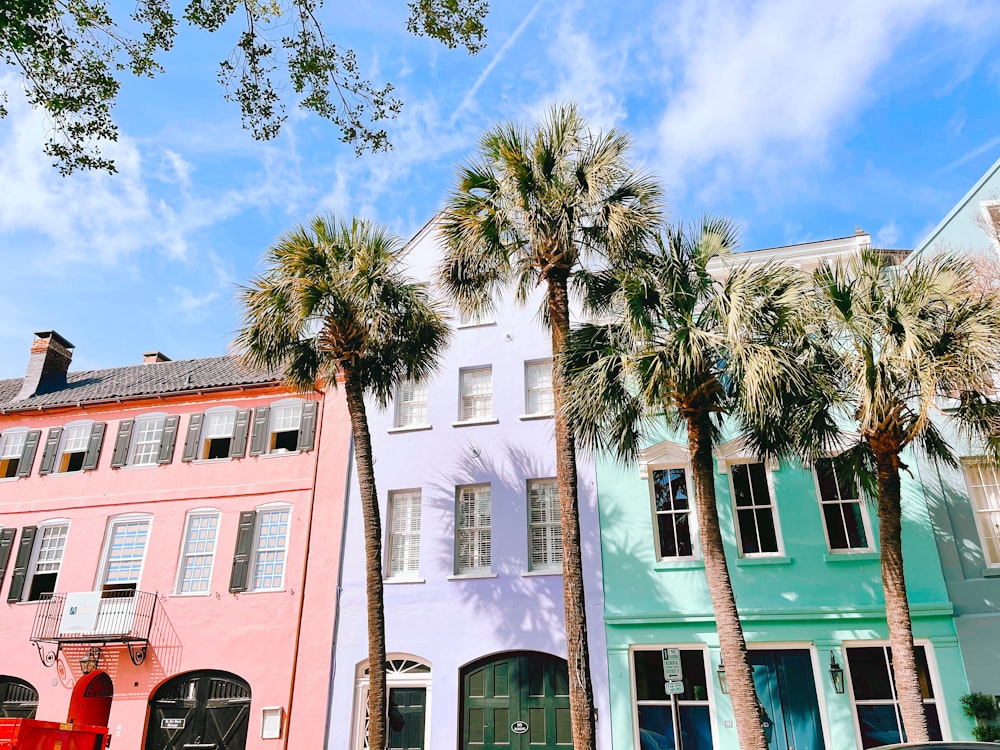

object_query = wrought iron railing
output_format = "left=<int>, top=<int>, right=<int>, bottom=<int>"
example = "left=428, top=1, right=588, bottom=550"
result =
left=29, top=589, right=157, bottom=666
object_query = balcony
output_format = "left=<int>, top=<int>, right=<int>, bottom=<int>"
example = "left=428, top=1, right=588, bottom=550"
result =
left=29, top=589, right=157, bottom=667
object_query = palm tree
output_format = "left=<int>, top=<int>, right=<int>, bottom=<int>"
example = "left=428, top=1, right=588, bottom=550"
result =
left=563, top=218, right=816, bottom=750
left=235, top=214, right=450, bottom=750
left=438, top=102, right=662, bottom=750
left=801, top=247, right=1000, bottom=743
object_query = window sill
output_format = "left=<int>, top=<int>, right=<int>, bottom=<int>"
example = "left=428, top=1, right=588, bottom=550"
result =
left=522, top=569, right=561, bottom=577
left=256, top=450, right=301, bottom=459
left=237, top=588, right=286, bottom=595
left=385, top=577, right=426, bottom=585
left=447, top=573, right=498, bottom=580
left=982, top=567, right=1000, bottom=578
left=170, top=591, right=213, bottom=598
left=653, top=559, right=705, bottom=571
left=387, top=425, right=433, bottom=434
left=735, top=556, right=792, bottom=567
left=518, top=413, right=553, bottom=421
left=456, top=321, right=496, bottom=330
left=824, top=551, right=879, bottom=563
left=451, top=418, right=499, bottom=428
left=118, top=462, right=162, bottom=470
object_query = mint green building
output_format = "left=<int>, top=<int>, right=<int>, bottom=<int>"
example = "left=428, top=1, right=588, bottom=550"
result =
left=596, top=235, right=976, bottom=750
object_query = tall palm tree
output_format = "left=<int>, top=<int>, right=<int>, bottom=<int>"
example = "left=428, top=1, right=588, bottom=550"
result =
left=563, top=218, right=816, bottom=750
left=235, top=214, right=450, bottom=750
left=800, top=247, right=1000, bottom=743
left=438, top=102, right=662, bottom=750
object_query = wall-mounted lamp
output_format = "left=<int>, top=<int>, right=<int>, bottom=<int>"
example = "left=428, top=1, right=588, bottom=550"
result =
left=829, top=652, right=845, bottom=694
left=80, top=647, right=101, bottom=675
left=716, top=660, right=729, bottom=694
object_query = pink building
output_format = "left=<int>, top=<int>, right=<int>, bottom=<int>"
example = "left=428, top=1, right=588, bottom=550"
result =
left=0, top=331, right=351, bottom=750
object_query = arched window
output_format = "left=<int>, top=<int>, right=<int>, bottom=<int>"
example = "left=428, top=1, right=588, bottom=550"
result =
left=0, top=676, right=38, bottom=719
left=353, top=655, right=431, bottom=750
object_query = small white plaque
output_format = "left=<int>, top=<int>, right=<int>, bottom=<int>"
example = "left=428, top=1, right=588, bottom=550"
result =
left=59, top=591, right=102, bottom=634
left=664, top=680, right=685, bottom=695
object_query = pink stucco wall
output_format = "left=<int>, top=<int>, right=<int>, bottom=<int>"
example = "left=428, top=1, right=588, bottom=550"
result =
left=0, top=383, right=351, bottom=750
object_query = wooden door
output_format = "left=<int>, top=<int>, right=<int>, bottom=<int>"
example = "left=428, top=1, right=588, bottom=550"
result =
left=0, top=677, right=38, bottom=719
left=388, top=687, right=426, bottom=750
left=750, top=650, right=826, bottom=750
left=145, top=671, right=251, bottom=750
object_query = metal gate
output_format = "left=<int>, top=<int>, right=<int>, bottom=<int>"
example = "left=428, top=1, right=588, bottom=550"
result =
left=144, top=671, right=251, bottom=750
left=0, top=677, right=38, bottom=719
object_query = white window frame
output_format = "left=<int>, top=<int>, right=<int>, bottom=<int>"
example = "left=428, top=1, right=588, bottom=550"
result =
left=267, top=399, right=303, bottom=454
left=96, top=514, right=152, bottom=590
left=979, top=199, right=1000, bottom=253
left=843, top=639, right=949, bottom=747
left=961, top=459, right=1000, bottom=568
left=648, top=464, right=699, bottom=561
left=813, top=455, right=874, bottom=554
left=57, top=420, right=93, bottom=473
left=250, top=503, right=291, bottom=591
left=455, top=484, right=491, bottom=575
left=127, top=413, right=167, bottom=467
left=23, top=519, right=70, bottom=602
left=458, top=367, right=493, bottom=423
left=200, top=406, right=239, bottom=460
left=352, top=654, right=432, bottom=750
left=527, top=478, right=562, bottom=573
left=174, top=509, right=221, bottom=595
left=727, top=460, right=784, bottom=557
left=523, top=359, right=554, bottom=417
left=456, top=306, right=495, bottom=328
left=386, top=490, right=422, bottom=581
left=629, top=644, right=716, bottom=750
left=394, top=381, right=429, bottom=429
left=0, top=427, right=29, bottom=478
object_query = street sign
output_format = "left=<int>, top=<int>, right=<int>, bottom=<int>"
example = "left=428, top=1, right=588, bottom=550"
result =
left=662, top=647, right=682, bottom=680
left=664, top=680, right=685, bottom=695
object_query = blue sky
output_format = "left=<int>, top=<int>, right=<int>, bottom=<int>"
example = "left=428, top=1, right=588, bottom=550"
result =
left=1, top=0, right=1000, bottom=378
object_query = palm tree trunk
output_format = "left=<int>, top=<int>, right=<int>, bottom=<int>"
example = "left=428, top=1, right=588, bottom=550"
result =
left=874, top=447, right=929, bottom=743
left=687, top=411, right=767, bottom=750
left=547, top=274, right=597, bottom=750
left=344, top=369, right=388, bottom=750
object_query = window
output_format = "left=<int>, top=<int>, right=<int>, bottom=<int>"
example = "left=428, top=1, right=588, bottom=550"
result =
left=110, top=414, right=179, bottom=468
left=456, top=485, right=491, bottom=574
left=251, top=507, right=290, bottom=591
left=962, top=461, right=1000, bottom=567
left=652, top=467, right=695, bottom=559
left=457, top=307, right=494, bottom=327
left=816, top=456, right=872, bottom=552
left=249, top=399, right=318, bottom=456
left=201, top=409, right=237, bottom=459
left=129, top=415, right=166, bottom=465
left=0, top=429, right=40, bottom=478
left=459, top=368, right=493, bottom=421
left=99, top=517, right=151, bottom=591
left=175, top=512, right=220, bottom=594
left=24, top=523, right=68, bottom=601
left=632, top=647, right=713, bottom=750
left=846, top=644, right=943, bottom=748
left=39, top=421, right=105, bottom=475
left=58, top=422, right=94, bottom=473
left=524, top=360, right=554, bottom=415
left=395, top=381, right=429, bottom=428
left=730, top=462, right=781, bottom=556
left=528, top=479, right=562, bottom=572
left=181, top=408, right=251, bottom=462
left=387, top=491, right=421, bottom=579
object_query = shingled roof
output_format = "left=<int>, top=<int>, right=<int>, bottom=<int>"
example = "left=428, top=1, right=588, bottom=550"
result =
left=0, top=355, right=279, bottom=412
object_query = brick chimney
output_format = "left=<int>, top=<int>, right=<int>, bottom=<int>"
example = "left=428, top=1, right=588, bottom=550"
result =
left=143, top=351, right=171, bottom=364
left=16, top=331, right=75, bottom=400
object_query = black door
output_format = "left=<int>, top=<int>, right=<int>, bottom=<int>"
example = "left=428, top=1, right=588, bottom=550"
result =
left=0, top=677, right=38, bottom=719
left=145, top=671, right=251, bottom=750
left=460, top=652, right=572, bottom=750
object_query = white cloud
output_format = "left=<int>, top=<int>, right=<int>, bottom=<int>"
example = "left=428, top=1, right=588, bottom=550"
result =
left=652, top=0, right=998, bottom=195
left=875, top=221, right=900, bottom=247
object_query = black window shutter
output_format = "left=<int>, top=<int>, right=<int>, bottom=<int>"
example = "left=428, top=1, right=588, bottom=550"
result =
left=181, top=414, right=204, bottom=462
left=16, top=430, right=41, bottom=477
left=230, top=409, right=251, bottom=458
left=110, top=420, right=135, bottom=468
left=82, top=422, right=106, bottom=470
left=158, top=415, right=181, bottom=464
left=249, top=407, right=270, bottom=456
left=0, top=527, right=16, bottom=590
left=7, top=527, right=36, bottom=603
left=229, top=511, right=257, bottom=593
left=297, top=401, right=319, bottom=452
left=38, top=428, right=63, bottom=475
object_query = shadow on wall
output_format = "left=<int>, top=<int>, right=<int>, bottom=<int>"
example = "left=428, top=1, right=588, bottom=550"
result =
left=426, top=438, right=603, bottom=654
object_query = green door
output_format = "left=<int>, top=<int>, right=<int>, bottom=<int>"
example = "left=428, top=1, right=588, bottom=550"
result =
left=389, top=687, right=426, bottom=750
left=461, top=652, right=572, bottom=749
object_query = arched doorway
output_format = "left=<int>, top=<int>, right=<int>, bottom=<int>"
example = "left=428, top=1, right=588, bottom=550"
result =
left=68, top=671, right=113, bottom=727
left=353, top=655, right=431, bottom=750
left=144, top=670, right=251, bottom=750
left=459, top=651, right=571, bottom=750
left=0, top=677, right=38, bottom=719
